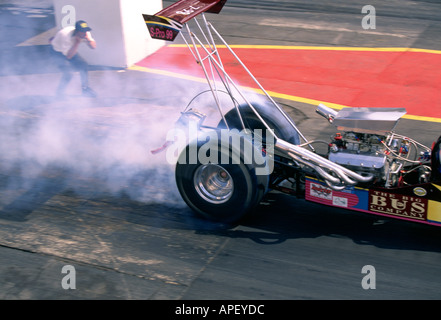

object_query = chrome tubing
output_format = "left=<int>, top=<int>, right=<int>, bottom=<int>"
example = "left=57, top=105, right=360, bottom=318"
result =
left=276, top=139, right=373, bottom=190
left=316, top=103, right=338, bottom=123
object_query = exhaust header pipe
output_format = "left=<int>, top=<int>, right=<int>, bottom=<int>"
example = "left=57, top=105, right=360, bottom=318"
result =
left=275, top=139, right=373, bottom=190
left=316, top=103, right=338, bottom=123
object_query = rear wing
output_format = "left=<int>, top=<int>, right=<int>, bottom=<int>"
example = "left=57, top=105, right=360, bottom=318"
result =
left=143, top=0, right=227, bottom=41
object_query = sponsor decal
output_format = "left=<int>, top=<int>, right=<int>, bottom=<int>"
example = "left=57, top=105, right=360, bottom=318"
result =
left=369, top=190, right=427, bottom=220
left=333, top=196, right=348, bottom=207
left=413, top=187, right=427, bottom=197
left=310, top=182, right=332, bottom=200
left=307, top=179, right=362, bottom=209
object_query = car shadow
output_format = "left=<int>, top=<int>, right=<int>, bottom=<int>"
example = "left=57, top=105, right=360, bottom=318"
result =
left=1, top=162, right=441, bottom=255
left=198, top=191, right=441, bottom=253
left=79, top=177, right=441, bottom=254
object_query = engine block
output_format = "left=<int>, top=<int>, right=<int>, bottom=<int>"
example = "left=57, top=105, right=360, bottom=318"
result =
left=328, top=132, right=395, bottom=185
left=316, top=105, right=430, bottom=187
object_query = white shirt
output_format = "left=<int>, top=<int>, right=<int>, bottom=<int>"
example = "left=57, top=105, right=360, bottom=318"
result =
left=51, top=26, right=94, bottom=56
left=51, top=26, right=76, bottom=56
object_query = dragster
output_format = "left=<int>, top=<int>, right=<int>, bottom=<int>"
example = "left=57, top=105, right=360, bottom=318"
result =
left=143, top=0, right=441, bottom=225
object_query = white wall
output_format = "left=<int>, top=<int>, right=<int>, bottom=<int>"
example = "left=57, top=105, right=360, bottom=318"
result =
left=119, top=0, right=164, bottom=66
left=53, top=0, right=164, bottom=67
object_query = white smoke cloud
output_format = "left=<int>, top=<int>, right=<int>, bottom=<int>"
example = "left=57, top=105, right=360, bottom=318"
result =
left=0, top=1, right=272, bottom=211
left=0, top=68, right=218, bottom=208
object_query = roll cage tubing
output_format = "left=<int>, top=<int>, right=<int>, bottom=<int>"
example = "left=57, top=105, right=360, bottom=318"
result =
left=144, top=0, right=307, bottom=143
left=144, top=0, right=374, bottom=189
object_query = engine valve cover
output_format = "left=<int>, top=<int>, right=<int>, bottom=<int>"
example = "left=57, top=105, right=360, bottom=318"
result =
left=329, top=151, right=386, bottom=169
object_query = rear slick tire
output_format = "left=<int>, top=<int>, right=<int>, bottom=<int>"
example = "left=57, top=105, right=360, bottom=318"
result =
left=175, top=130, right=269, bottom=223
left=218, top=103, right=300, bottom=145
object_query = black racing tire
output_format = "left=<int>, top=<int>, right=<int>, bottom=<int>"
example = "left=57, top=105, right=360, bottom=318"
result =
left=175, top=130, right=269, bottom=223
left=218, top=103, right=300, bottom=145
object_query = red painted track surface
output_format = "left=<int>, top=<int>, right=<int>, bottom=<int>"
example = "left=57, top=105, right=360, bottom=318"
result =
left=136, top=46, right=441, bottom=119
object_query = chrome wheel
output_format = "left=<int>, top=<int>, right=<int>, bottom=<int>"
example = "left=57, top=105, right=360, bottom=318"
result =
left=175, top=130, right=270, bottom=223
left=194, top=164, right=234, bottom=204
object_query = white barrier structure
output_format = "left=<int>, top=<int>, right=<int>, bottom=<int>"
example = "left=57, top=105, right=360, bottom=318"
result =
left=53, top=0, right=164, bottom=67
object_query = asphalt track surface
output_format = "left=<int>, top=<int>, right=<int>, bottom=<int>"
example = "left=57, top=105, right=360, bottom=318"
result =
left=1, top=0, right=441, bottom=303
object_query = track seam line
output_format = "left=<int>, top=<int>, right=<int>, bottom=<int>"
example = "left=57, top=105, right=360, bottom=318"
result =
left=177, top=235, right=233, bottom=299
